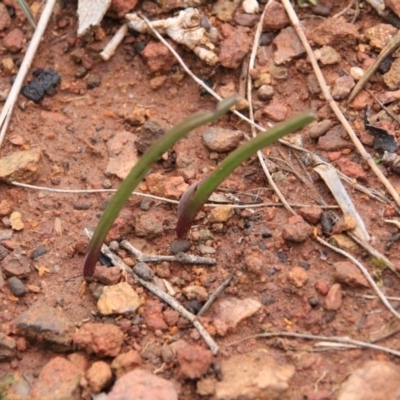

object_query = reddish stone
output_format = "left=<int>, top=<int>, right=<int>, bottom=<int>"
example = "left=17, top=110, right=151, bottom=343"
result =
left=3, top=28, right=25, bottom=53
left=335, top=158, right=367, bottom=181
left=177, top=344, right=214, bottom=379
left=144, top=300, right=168, bottom=331
left=108, top=369, right=178, bottom=400
left=73, top=323, right=124, bottom=358
left=334, top=261, right=369, bottom=288
left=30, top=357, right=83, bottom=400
left=315, top=281, right=329, bottom=295
left=262, top=0, right=290, bottom=30
left=349, top=90, right=373, bottom=110
left=282, top=218, right=313, bottom=243
left=111, top=350, right=143, bottom=378
left=324, top=283, right=342, bottom=310
left=93, top=265, right=121, bottom=285
left=327, top=151, right=342, bottom=162
left=317, top=126, right=355, bottom=151
left=86, top=361, right=113, bottom=393
left=310, top=17, right=360, bottom=48
left=142, top=40, right=178, bottom=73
left=262, top=97, right=288, bottom=122
left=219, top=24, right=251, bottom=69
left=109, top=0, right=139, bottom=19
left=299, top=206, right=323, bottom=224
left=163, top=309, right=180, bottom=327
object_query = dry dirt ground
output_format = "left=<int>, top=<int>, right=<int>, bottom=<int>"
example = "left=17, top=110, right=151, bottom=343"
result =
left=1, top=0, right=400, bottom=399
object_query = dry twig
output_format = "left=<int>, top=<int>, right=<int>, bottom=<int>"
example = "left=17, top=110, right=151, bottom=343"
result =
left=197, top=274, right=233, bottom=316
left=11, top=181, right=338, bottom=209
left=120, top=239, right=216, bottom=265
left=100, top=23, right=128, bottom=61
left=227, top=331, right=400, bottom=358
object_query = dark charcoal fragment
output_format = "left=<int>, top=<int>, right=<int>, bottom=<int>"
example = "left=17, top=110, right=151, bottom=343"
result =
left=31, top=246, right=47, bottom=260
left=364, top=107, right=398, bottom=153
left=299, top=261, right=310, bottom=270
left=99, top=252, right=112, bottom=266
left=378, top=55, right=393, bottom=74
left=21, top=68, right=61, bottom=102
left=8, top=276, right=26, bottom=297
left=199, top=79, right=213, bottom=96
left=185, top=300, right=204, bottom=315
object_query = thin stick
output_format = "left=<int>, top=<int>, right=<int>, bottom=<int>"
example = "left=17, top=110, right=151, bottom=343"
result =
left=120, top=239, right=216, bottom=265
left=315, top=235, right=400, bottom=321
left=348, top=292, right=400, bottom=302
left=281, top=0, right=400, bottom=211
left=0, top=0, right=58, bottom=148
left=197, top=274, right=233, bottom=316
left=137, top=276, right=219, bottom=354
left=84, top=230, right=219, bottom=354
left=226, top=331, right=400, bottom=358
left=100, top=23, right=129, bottom=61
left=11, top=181, right=339, bottom=208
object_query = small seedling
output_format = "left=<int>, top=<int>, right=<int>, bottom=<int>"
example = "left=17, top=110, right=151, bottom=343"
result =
left=83, top=96, right=315, bottom=279
left=83, top=96, right=240, bottom=278
left=176, top=111, right=315, bottom=237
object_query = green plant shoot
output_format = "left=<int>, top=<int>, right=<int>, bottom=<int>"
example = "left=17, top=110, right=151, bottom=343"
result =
left=176, top=110, right=316, bottom=237
left=83, top=96, right=240, bottom=278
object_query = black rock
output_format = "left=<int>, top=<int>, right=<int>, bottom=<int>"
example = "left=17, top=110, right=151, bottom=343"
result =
left=21, top=68, right=61, bottom=102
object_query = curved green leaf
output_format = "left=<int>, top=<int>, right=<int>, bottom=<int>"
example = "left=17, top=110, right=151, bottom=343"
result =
left=176, top=110, right=316, bottom=237
left=83, top=96, right=239, bottom=278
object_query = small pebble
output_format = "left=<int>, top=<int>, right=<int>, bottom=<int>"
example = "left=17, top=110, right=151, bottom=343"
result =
left=133, top=262, right=154, bottom=281
left=170, top=239, right=191, bottom=254
left=30, top=246, right=47, bottom=259
left=140, top=198, right=153, bottom=211
left=309, top=298, right=319, bottom=307
left=87, top=74, right=101, bottom=89
left=109, top=241, right=119, bottom=252
left=8, top=276, right=26, bottom=297
left=350, top=66, right=364, bottom=81
left=257, top=84, right=274, bottom=101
